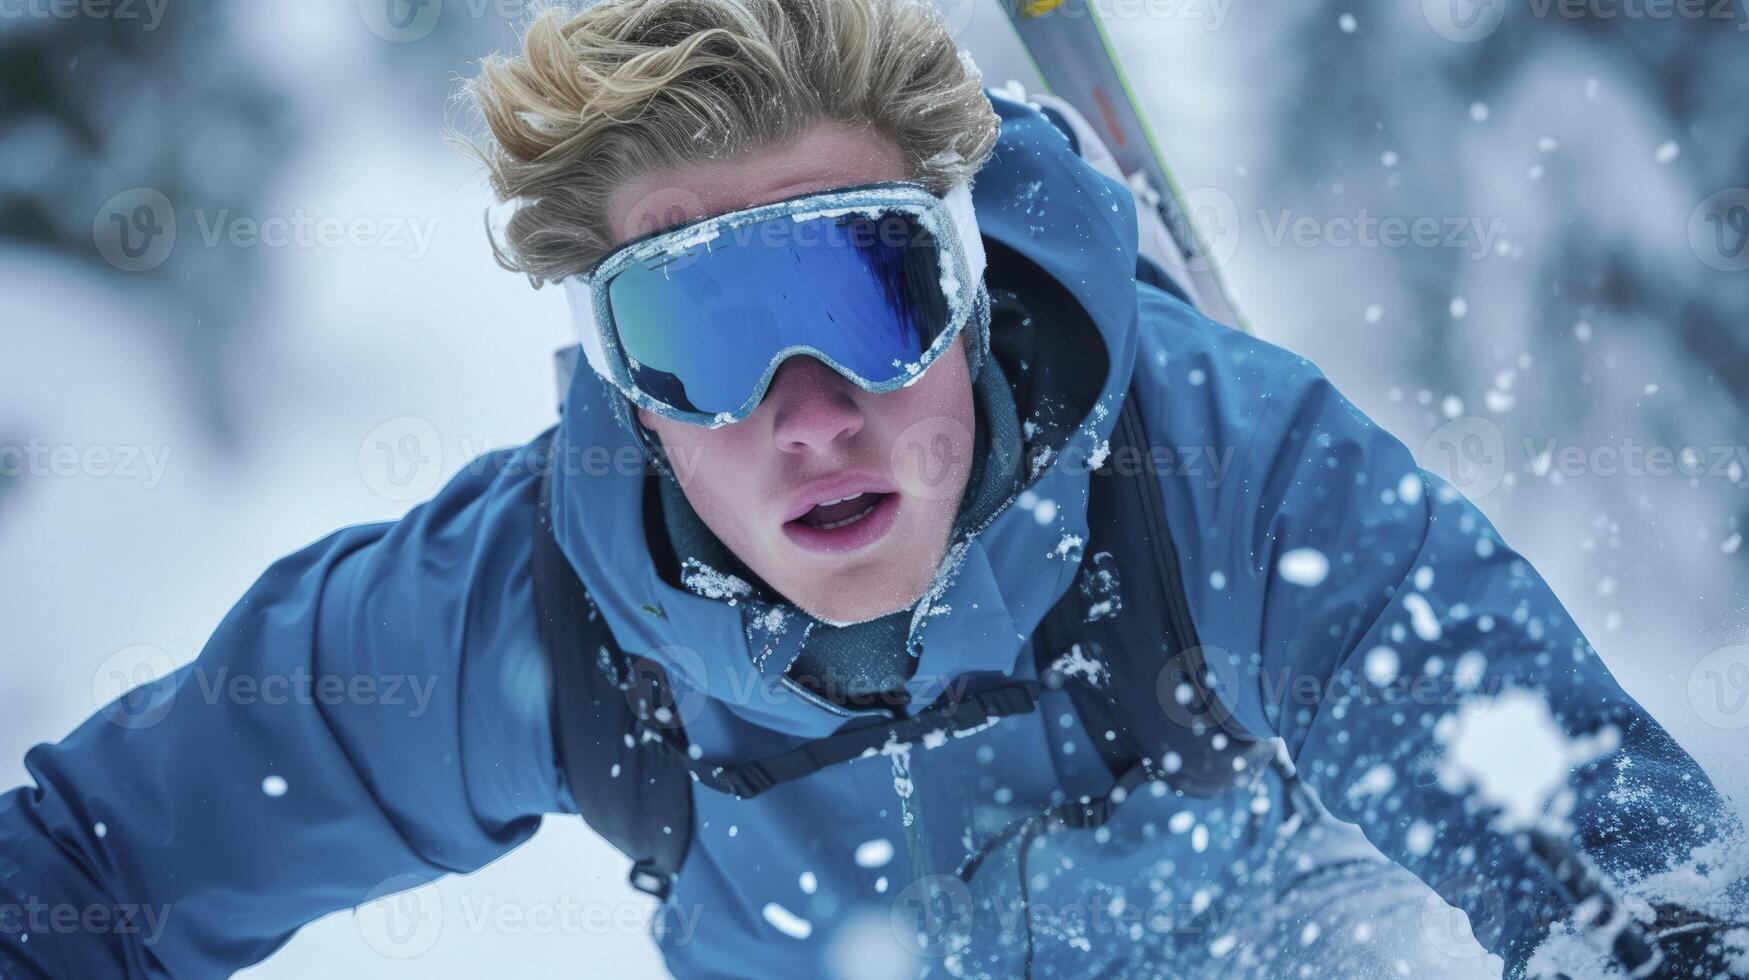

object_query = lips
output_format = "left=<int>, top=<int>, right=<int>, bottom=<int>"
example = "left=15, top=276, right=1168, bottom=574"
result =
left=782, top=474, right=901, bottom=554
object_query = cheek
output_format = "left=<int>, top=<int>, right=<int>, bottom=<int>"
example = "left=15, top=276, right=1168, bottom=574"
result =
left=877, top=341, right=977, bottom=502
left=641, top=410, right=733, bottom=487
left=641, top=414, right=764, bottom=537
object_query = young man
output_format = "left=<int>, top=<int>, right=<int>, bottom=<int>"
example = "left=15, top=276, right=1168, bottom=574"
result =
left=3, top=0, right=1745, bottom=977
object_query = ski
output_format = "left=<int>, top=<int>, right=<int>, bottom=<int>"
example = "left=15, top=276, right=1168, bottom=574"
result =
left=993, top=0, right=1251, bottom=333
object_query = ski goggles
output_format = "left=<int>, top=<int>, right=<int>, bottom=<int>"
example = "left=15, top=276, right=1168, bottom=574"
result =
left=564, top=181, right=986, bottom=427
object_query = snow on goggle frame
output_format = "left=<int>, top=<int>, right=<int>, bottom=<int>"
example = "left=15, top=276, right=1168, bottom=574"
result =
left=564, top=181, right=986, bottom=427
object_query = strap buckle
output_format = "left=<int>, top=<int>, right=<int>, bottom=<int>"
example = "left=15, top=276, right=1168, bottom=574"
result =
left=973, top=682, right=1039, bottom=719
left=720, top=762, right=775, bottom=800
left=628, top=861, right=674, bottom=900
left=1054, top=795, right=1115, bottom=830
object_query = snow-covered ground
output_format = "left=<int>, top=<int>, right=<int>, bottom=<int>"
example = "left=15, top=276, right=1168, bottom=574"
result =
left=2, top=1, right=1744, bottom=977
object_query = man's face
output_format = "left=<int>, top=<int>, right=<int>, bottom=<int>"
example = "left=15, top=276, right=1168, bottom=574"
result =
left=607, top=123, right=977, bottom=625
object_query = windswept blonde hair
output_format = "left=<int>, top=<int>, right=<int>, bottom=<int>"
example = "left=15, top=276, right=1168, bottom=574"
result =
left=452, top=0, right=1000, bottom=286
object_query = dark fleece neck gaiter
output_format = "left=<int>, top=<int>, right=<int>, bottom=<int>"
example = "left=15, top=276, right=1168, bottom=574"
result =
left=657, top=356, right=1024, bottom=706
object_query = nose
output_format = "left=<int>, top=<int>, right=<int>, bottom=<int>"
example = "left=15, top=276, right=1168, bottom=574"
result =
left=765, top=355, right=865, bottom=454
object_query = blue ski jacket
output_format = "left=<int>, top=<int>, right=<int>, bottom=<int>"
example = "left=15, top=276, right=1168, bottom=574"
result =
left=3, top=91, right=1743, bottom=979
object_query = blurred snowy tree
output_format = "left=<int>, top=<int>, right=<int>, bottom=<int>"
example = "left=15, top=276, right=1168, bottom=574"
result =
left=0, top=9, right=293, bottom=445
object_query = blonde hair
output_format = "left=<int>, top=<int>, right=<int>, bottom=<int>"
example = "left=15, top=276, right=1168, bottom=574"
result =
left=451, top=0, right=1001, bottom=286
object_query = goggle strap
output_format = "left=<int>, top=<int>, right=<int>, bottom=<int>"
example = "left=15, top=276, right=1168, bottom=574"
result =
left=565, top=274, right=611, bottom=381
left=943, top=181, right=986, bottom=288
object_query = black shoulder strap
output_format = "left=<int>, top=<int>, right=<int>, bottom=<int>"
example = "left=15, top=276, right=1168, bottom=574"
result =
left=531, top=457, right=693, bottom=900
left=1032, top=391, right=1274, bottom=801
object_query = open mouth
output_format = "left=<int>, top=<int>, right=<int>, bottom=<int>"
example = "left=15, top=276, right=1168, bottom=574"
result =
left=783, top=491, right=900, bottom=553
left=797, top=492, right=885, bottom=529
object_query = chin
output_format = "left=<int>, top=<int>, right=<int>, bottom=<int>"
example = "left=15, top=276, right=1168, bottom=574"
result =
left=781, top=566, right=929, bottom=627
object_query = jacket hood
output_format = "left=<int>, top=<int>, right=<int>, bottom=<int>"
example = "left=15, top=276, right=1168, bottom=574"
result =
left=549, top=91, right=1142, bottom=742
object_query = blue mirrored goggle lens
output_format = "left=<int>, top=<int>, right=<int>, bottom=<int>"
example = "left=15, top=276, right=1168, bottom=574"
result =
left=604, top=211, right=951, bottom=418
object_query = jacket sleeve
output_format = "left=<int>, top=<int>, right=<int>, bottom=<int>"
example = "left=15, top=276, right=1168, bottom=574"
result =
left=0, top=442, right=568, bottom=978
left=1141, top=290, right=1749, bottom=975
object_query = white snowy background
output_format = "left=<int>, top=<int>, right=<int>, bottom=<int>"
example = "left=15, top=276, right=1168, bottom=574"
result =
left=1, top=1, right=1745, bottom=977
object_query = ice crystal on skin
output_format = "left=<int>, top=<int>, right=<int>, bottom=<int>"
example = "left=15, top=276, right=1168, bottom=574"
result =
left=680, top=558, right=751, bottom=605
